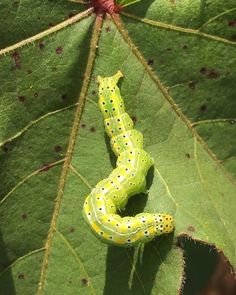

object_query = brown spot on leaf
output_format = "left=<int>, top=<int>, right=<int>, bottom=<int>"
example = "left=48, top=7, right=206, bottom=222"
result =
left=92, top=90, right=96, bottom=96
left=17, top=96, right=26, bottom=102
left=188, top=81, right=196, bottom=90
left=148, top=59, right=154, bottom=65
left=207, top=69, right=219, bottom=79
left=200, top=104, right=207, bottom=112
left=2, top=143, right=10, bottom=153
left=38, top=42, right=45, bottom=50
left=21, top=213, right=27, bottom=220
left=81, top=278, right=89, bottom=286
left=11, top=51, right=21, bottom=69
left=56, top=47, right=63, bottom=55
left=90, top=127, right=96, bottom=132
left=18, top=273, right=24, bottom=280
left=33, top=92, right=38, bottom=97
left=228, top=19, right=236, bottom=27
left=185, top=153, right=191, bottom=159
left=182, top=44, right=188, bottom=50
left=187, top=225, right=195, bottom=232
left=81, top=123, right=86, bottom=128
left=27, top=69, right=32, bottom=74
left=106, top=26, right=111, bottom=32
left=54, top=145, right=62, bottom=153
left=61, top=94, right=67, bottom=101
left=200, top=67, right=207, bottom=75
left=69, top=227, right=75, bottom=233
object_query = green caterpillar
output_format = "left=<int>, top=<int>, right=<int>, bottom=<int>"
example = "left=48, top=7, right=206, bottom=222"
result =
left=83, top=71, right=174, bottom=247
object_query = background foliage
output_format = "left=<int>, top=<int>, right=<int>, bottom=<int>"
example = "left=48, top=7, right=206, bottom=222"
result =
left=0, top=0, right=236, bottom=294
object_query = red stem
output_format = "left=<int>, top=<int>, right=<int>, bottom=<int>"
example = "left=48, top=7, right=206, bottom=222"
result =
left=90, top=0, right=121, bottom=14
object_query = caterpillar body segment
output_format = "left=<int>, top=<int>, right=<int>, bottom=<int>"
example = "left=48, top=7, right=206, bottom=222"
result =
left=84, top=195, right=173, bottom=247
left=83, top=71, right=174, bottom=247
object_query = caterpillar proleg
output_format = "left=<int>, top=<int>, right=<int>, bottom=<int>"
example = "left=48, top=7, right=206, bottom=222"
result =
left=83, top=71, right=174, bottom=247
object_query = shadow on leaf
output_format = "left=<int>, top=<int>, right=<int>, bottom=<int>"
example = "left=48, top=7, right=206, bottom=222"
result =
left=104, top=234, right=174, bottom=295
left=123, top=0, right=155, bottom=17
left=0, top=229, right=16, bottom=295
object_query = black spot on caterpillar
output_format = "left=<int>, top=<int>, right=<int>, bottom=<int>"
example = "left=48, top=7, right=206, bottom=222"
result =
left=83, top=71, right=174, bottom=247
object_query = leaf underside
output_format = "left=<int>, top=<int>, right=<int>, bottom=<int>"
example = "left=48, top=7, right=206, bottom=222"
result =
left=0, top=0, right=236, bottom=294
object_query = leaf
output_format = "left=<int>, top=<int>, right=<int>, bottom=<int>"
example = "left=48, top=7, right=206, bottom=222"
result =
left=0, top=1, right=236, bottom=294
left=194, top=121, right=236, bottom=178
left=0, top=0, right=85, bottom=48
left=121, top=0, right=236, bottom=178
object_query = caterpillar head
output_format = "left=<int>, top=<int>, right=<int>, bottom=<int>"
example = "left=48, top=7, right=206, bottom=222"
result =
left=155, top=214, right=174, bottom=235
left=162, top=214, right=174, bottom=234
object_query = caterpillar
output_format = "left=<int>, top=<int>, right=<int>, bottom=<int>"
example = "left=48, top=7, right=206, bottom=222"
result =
left=83, top=71, right=174, bottom=247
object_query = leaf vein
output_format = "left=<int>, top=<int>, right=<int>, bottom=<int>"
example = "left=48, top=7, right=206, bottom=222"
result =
left=70, top=164, right=93, bottom=190
left=199, top=7, right=236, bottom=30
left=0, top=159, right=65, bottom=205
left=0, top=247, right=45, bottom=277
left=154, top=165, right=208, bottom=233
left=121, top=12, right=236, bottom=45
left=192, top=118, right=236, bottom=127
left=0, top=103, right=78, bottom=148
left=193, top=137, right=236, bottom=255
left=0, top=8, right=94, bottom=56
left=55, top=228, right=96, bottom=294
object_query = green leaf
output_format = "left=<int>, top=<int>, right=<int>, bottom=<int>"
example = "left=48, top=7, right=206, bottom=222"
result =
left=0, top=1, right=236, bottom=294
left=0, top=0, right=85, bottom=48
left=122, top=0, right=236, bottom=178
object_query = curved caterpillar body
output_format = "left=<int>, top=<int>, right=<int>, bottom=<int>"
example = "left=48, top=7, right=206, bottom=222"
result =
left=83, top=71, right=174, bottom=247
